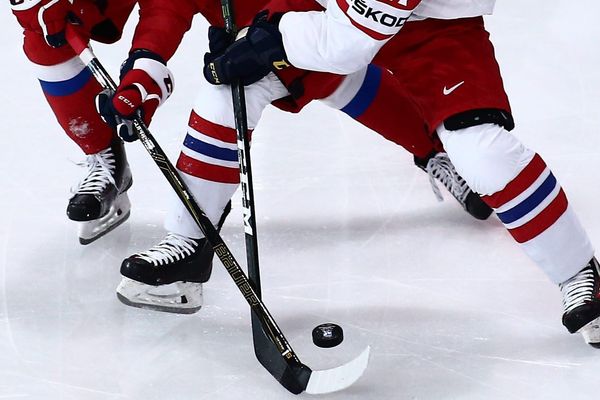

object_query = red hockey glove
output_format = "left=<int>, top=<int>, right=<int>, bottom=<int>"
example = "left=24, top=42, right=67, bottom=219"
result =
left=11, top=0, right=71, bottom=48
left=12, top=0, right=119, bottom=48
left=96, top=50, right=174, bottom=142
left=40, top=0, right=72, bottom=47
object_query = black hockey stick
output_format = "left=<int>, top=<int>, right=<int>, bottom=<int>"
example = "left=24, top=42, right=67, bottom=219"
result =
left=218, top=3, right=370, bottom=395
left=214, top=2, right=290, bottom=392
left=217, top=1, right=308, bottom=392
left=66, top=24, right=368, bottom=395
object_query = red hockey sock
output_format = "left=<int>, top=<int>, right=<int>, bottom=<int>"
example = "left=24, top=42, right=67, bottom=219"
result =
left=25, top=32, right=115, bottom=155
left=42, top=76, right=115, bottom=155
left=341, top=64, right=439, bottom=158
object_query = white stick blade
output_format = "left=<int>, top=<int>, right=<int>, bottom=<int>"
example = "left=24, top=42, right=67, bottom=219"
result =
left=305, top=346, right=370, bottom=395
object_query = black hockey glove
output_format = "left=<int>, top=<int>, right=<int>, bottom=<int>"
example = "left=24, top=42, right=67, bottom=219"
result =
left=203, top=11, right=290, bottom=86
left=206, top=25, right=232, bottom=55
left=96, top=89, right=136, bottom=142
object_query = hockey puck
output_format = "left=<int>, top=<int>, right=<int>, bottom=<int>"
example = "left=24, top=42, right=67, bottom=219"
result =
left=312, top=323, right=344, bottom=348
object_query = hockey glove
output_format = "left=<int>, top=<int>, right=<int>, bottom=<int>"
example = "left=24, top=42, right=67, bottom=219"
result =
left=11, top=0, right=119, bottom=48
left=203, top=11, right=290, bottom=86
left=207, top=25, right=232, bottom=55
left=10, top=0, right=71, bottom=47
left=96, top=50, right=174, bottom=142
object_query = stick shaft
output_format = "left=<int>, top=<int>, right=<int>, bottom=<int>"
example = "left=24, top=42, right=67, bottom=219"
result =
left=65, top=26, right=297, bottom=362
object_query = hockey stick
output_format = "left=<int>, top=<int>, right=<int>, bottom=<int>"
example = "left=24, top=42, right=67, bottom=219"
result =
left=218, top=3, right=370, bottom=395
left=65, top=24, right=368, bottom=395
left=216, top=2, right=307, bottom=392
left=215, top=6, right=286, bottom=394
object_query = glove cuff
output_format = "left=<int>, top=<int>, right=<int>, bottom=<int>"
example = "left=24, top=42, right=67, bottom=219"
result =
left=268, top=12, right=284, bottom=26
left=10, top=0, right=43, bottom=11
left=121, top=49, right=174, bottom=105
left=248, top=13, right=289, bottom=71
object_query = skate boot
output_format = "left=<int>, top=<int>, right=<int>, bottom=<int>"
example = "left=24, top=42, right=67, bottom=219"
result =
left=116, top=202, right=231, bottom=314
left=67, top=138, right=133, bottom=244
left=414, top=152, right=493, bottom=220
left=560, top=257, right=600, bottom=348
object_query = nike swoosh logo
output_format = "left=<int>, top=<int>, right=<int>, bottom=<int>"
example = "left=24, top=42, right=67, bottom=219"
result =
left=443, top=81, right=465, bottom=95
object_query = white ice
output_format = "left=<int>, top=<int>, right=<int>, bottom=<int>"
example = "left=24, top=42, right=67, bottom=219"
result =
left=2, top=1, right=600, bottom=399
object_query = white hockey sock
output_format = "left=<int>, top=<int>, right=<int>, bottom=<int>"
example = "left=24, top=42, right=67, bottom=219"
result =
left=438, top=123, right=594, bottom=284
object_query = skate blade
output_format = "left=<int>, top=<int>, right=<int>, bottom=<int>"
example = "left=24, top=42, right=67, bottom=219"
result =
left=580, top=317, right=600, bottom=348
left=116, top=277, right=202, bottom=314
left=78, top=193, right=131, bottom=245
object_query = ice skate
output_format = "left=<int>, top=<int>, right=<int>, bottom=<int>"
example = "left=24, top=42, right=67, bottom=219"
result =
left=67, top=138, right=133, bottom=244
left=116, top=202, right=231, bottom=314
left=560, top=257, right=600, bottom=348
left=414, top=152, right=493, bottom=220
left=116, top=276, right=204, bottom=314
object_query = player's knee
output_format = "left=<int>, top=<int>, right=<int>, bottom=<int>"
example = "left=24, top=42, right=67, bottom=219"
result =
left=437, top=122, right=534, bottom=196
left=443, top=108, right=515, bottom=132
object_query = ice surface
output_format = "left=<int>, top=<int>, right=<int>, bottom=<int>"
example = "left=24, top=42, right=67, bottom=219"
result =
left=2, top=1, right=600, bottom=399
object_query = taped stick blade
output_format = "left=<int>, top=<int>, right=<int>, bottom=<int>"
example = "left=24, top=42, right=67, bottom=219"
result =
left=305, top=346, right=370, bottom=395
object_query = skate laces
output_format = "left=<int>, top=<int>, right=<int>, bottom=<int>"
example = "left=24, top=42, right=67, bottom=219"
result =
left=135, top=233, right=199, bottom=266
left=72, top=148, right=116, bottom=195
left=425, top=153, right=470, bottom=203
left=560, top=261, right=597, bottom=314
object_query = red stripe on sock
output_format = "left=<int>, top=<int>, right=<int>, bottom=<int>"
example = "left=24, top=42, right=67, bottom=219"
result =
left=189, top=111, right=252, bottom=143
left=508, top=189, right=568, bottom=243
left=189, top=111, right=237, bottom=143
left=482, top=154, right=546, bottom=209
left=177, top=152, right=240, bottom=184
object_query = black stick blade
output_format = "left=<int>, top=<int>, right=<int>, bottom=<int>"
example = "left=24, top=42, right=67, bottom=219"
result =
left=251, top=313, right=370, bottom=394
left=251, top=313, right=311, bottom=394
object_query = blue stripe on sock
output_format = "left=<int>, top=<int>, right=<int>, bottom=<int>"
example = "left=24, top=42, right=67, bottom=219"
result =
left=39, top=68, right=93, bottom=97
left=183, top=134, right=238, bottom=162
left=497, top=173, right=557, bottom=224
left=341, top=64, right=382, bottom=119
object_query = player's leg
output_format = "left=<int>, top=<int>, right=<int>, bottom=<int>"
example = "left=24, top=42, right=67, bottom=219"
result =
left=116, top=73, right=289, bottom=313
left=384, top=16, right=600, bottom=345
left=11, top=1, right=136, bottom=244
left=437, top=121, right=599, bottom=345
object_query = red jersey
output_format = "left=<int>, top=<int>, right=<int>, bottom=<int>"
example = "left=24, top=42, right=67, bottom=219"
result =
left=132, top=0, right=322, bottom=61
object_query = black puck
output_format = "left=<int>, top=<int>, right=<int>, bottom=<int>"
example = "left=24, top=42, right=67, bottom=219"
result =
left=312, top=323, right=344, bottom=348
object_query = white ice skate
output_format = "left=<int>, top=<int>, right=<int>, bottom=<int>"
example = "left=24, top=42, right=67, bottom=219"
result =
left=415, top=152, right=493, bottom=220
left=116, top=277, right=203, bottom=314
left=116, top=233, right=215, bottom=314
left=78, top=192, right=131, bottom=244
left=560, top=257, right=600, bottom=348
left=68, top=139, right=132, bottom=244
